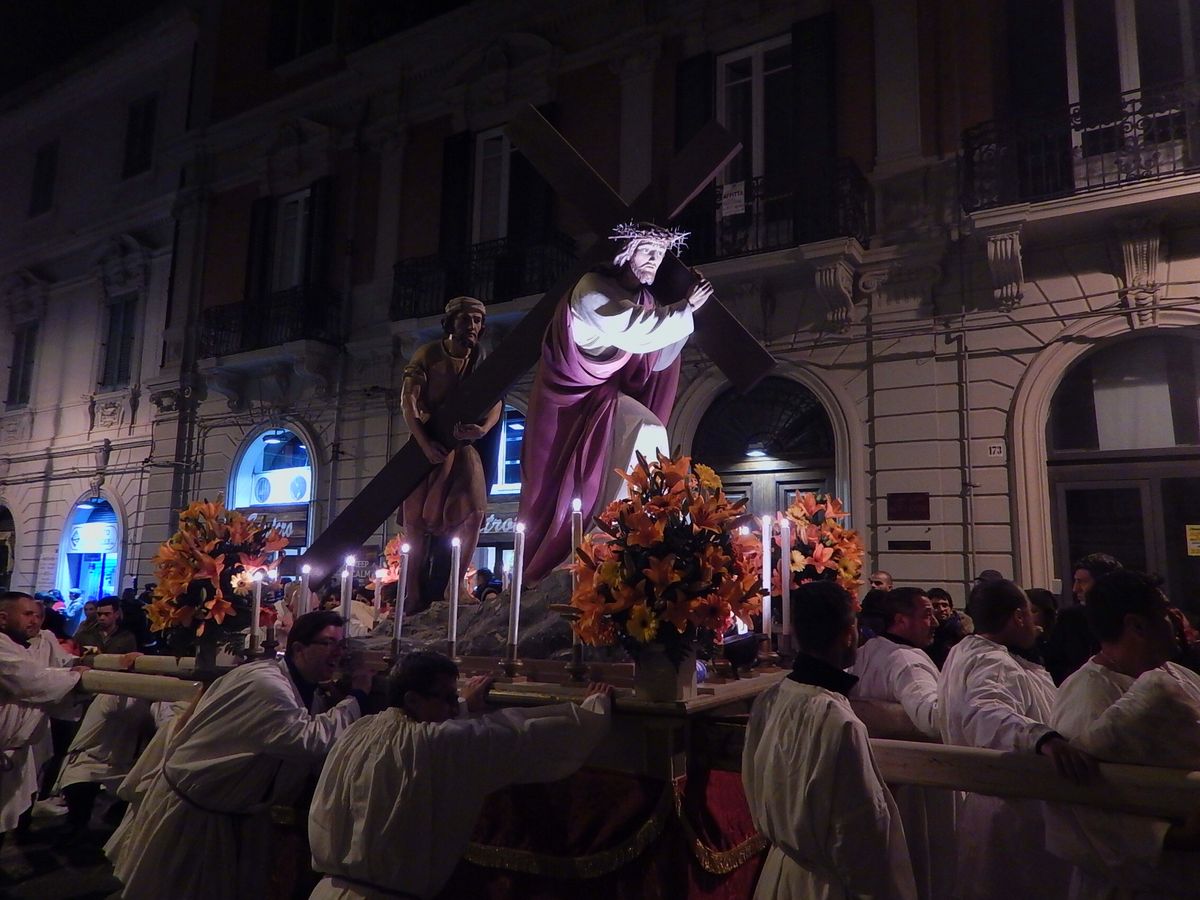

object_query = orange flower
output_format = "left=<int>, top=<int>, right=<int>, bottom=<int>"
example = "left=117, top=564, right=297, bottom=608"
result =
left=262, top=528, right=289, bottom=553
left=643, top=554, right=681, bottom=595
left=823, top=496, right=848, bottom=518
left=807, top=542, right=836, bottom=574
left=791, top=493, right=821, bottom=520
left=661, top=597, right=693, bottom=633
left=687, top=594, right=732, bottom=632
left=624, top=509, right=665, bottom=547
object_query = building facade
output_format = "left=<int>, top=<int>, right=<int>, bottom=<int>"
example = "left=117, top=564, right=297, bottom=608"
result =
left=3, top=0, right=1199, bottom=611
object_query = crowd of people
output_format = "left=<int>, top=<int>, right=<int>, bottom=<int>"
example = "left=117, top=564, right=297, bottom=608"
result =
left=3, top=551, right=1200, bottom=899
left=746, top=557, right=1200, bottom=899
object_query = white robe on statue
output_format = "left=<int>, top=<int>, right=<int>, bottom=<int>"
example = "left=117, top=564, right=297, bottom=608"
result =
left=0, top=631, right=80, bottom=830
left=106, top=658, right=362, bottom=900
left=851, top=636, right=955, bottom=900
left=1047, top=660, right=1200, bottom=899
left=937, top=634, right=1070, bottom=900
left=308, top=695, right=612, bottom=900
left=570, top=273, right=692, bottom=503
left=742, top=678, right=917, bottom=900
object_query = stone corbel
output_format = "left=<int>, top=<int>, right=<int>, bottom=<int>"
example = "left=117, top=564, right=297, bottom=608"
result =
left=200, top=367, right=248, bottom=411
left=982, top=226, right=1024, bottom=310
left=1113, top=218, right=1164, bottom=329
left=800, top=237, right=865, bottom=330
left=96, top=235, right=150, bottom=301
left=1, top=269, right=49, bottom=328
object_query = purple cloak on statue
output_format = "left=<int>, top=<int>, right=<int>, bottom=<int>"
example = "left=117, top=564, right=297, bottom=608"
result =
left=517, top=277, right=682, bottom=583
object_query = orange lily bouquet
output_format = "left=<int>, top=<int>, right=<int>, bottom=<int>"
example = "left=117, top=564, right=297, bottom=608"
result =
left=776, top=492, right=863, bottom=598
left=569, top=452, right=763, bottom=669
left=148, top=497, right=288, bottom=656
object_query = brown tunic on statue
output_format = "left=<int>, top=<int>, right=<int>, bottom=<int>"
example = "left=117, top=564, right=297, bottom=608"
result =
left=399, top=338, right=487, bottom=535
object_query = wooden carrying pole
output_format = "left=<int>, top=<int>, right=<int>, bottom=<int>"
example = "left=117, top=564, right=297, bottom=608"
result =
left=79, top=670, right=203, bottom=704
left=90, top=655, right=197, bottom=675
left=871, top=739, right=1200, bottom=820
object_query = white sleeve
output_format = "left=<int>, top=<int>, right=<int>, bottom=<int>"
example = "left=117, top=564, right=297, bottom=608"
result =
left=570, top=278, right=695, bottom=355
left=889, top=654, right=941, bottom=739
left=0, top=641, right=80, bottom=704
left=958, top=654, right=1054, bottom=752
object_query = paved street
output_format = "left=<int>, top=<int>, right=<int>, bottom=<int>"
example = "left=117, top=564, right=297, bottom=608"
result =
left=0, top=798, right=122, bottom=899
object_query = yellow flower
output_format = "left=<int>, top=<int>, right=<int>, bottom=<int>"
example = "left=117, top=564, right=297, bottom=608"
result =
left=230, top=570, right=255, bottom=597
left=627, top=604, right=659, bottom=642
left=694, top=463, right=722, bottom=492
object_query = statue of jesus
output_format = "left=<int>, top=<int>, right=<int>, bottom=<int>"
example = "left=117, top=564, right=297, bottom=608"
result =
left=517, top=223, right=713, bottom=582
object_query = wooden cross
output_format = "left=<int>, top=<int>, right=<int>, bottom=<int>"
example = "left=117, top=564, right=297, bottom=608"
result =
left=298, top=106, right=775, bottom=586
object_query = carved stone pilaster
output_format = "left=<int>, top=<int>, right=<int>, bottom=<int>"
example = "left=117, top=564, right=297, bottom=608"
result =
left=983, top=227, right=1024, bottom=310
left=1114, top=218, right=1164, bottom=329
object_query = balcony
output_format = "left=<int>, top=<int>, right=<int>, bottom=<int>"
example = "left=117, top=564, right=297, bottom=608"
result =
left=963, top=79, right=1200, bottom=212
left=391, top=231, right=576, bottom=321
left=198, top=284, right=341, bottom=358
left=681, top=159, right=872, bottom=264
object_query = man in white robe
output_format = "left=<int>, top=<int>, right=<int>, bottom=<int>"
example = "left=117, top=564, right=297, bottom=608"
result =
left=308, top=651, right=614, bottom=899
left=938, top=579, right=1096, bottom=900
left=0, top=592, right=83, bottom=844
left=106, top=610, right=371, bottom=900
left=1047, top=569, right=1200, bottom=898
left=743, top=580, right=917, bottom=900
left=850, top=587, right=954, bottom=900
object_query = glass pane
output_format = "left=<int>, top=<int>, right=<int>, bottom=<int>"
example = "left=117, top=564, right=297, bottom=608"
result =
left=1160, top=476, right=1200, bottom=613
left=763, top=65, right=794, bottom=179
left=1075, top=0, right=1122, bottom=123
left=1064, top=486, right=1148, bottom=572
left=273, top=199, right=302, bottom=290
left=1136, top=0, right=1184, bottom=88
left=723, top=76, right=753, bottom=183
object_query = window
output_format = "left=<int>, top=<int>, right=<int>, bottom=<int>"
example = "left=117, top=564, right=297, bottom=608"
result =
left=716, top=35, right=793, bottom=186
left=272, top=188, right=311, bottom=291
left=268, top=0, right=336, bottom=67
left=1049, top=333, right=1200, bottom=453
left=122, top=95, right=158, bottom=178
left=100, top=293, right=138, bottom=391
left=231, top=428, right=314, bottom=551
left=28, top=141, right=57, bottom=217
left=491, top=405, right=525, bottom=494
left=472, top=127, right=511, bottom=244
left=6, top=322, right=38, bottom=406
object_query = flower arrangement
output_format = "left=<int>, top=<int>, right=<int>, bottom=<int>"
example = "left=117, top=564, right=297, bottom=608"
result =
left=774, top=492, right=863, bottom=600
left=569, top=452, right=763, bottom=668
left=147, top=498, right=288, bottom=656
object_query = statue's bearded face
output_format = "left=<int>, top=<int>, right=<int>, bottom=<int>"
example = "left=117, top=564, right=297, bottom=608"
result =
left=451, top=310, right=484, bottom=348
left=627, top=240, right=667, bottom=285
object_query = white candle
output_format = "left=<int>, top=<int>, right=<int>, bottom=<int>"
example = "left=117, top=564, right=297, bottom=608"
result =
left=570, top=499, right=583, bottom=647
left=394, top=544, right=410, bottom=658
left=779, top=517, right=792, bottom=637
left=250, top=570, right=263, bottom=652
left=508, top=523, right=525, bottom=648
left=374, top=569, right=387, bottom=610
left=301, top=564, right=315, bottom=614
left=761, top=515, right=773, bottom=638
left=447, top=537, right=461, bottom=649
left=340, top=555, right=354, bottom=622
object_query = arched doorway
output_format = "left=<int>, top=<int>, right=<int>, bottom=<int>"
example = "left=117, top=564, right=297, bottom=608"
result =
left=230, top=426, right=315, bottom=553
left=59, top=496, right=122, bottom=602
left=0, top=504, right=13, bottom=591
left=692, top=376, right=836, bottom=515
left=1047, top=330, right=1200, bottom=611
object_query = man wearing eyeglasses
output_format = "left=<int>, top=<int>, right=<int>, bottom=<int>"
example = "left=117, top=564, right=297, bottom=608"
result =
left=309, top=651, right=615, bottom=899
left=107, top=610, right=372, bottom=900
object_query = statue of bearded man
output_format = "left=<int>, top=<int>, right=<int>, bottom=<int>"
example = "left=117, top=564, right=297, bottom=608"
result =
left=399, top=296, right=500, bottom=611
left=516, top=223, right=713, bottom=582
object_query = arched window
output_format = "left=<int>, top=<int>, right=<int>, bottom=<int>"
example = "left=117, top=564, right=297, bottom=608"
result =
left=693, top=376, right=834, bottom=465
left=231, top=428, right=314, bottom=552
left=490, top=404, right=525, bottom=495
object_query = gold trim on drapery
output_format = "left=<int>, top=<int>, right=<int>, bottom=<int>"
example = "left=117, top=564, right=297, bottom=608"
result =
left=671, top=779, right=769, bottom=875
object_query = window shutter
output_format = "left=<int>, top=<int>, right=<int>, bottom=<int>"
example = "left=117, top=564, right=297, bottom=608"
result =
left=507, top=103, right=557, bottom=247
left=674, top=53, right=715, bottom=260
left=304, top=175, right=333, bottom=288
left=439, top=130, right=473, bottom=296
left=244, top=195, right=274, bottom=306
left=792, top=14, right=837, bottom=243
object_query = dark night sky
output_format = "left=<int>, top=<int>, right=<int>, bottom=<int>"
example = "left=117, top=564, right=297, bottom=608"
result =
left=0, top=0, right=168, bottom=96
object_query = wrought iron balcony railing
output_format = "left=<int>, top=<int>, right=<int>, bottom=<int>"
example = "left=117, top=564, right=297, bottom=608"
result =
left=963, top=79, right=1200, bottom=211
left=391, top=230, right=576, bottom=321
left=679, top=159, right=872, bottom=264
left=198, top=284, right=341, bottom=358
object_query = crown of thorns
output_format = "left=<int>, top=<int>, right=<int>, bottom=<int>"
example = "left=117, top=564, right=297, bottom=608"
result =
left=610, top=222, right=689, bottom=251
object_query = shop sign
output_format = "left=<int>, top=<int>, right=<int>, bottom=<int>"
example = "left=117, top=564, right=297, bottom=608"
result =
left=480, top=514, right=518, bottom=534
left=1187, top=525, right=1200, bottom=557
left=68, top=522, right=119, bottom=554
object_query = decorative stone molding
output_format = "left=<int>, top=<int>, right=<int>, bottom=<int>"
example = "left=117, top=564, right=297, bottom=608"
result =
left=0, top=458, right=10, bottom=479
left=265, top=118, right=333, bottom=194
left=197, top=340, right=338, bottom=410
left=799, top=237, right=866, bottom=330
left=982, top=226, right=1024, bottom=310
left=0, top=410, right=33, bottom=444
left=86, top=391, right=133, bottom=432
left=1, top=270, right=49, bottom=327
left=95, top=234, right=150, bottom=301
left=95, top=439, right=112, bottom=471
left=1113, top=218, right=1164, bottom=329
left=150, top=388, right=180, bottom=415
